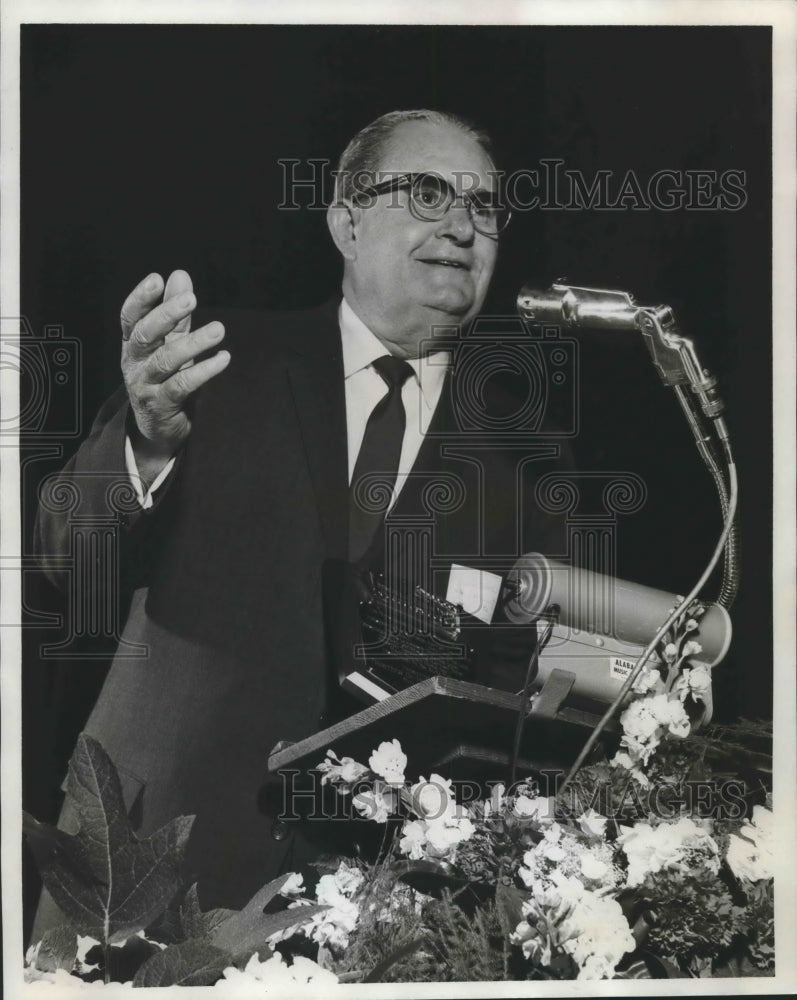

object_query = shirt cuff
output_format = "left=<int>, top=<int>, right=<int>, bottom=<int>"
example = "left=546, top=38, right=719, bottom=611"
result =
left=124, top=435, right=176, bottom=510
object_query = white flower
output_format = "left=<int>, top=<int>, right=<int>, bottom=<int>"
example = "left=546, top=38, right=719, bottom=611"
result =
left=407, top=773, right=455, bottom=820
left=24, top=968, right=133, bottom=989
left=514, top=795, right=555, bottom=821
left=316, top=749, right=368, bottom=790
left=580, top=852, right=610, bottom=881
left=541, top=842, right=566, bottom=862
left=727, top=805, right=774, bottom=881
left=619, top=817, right=719, bottom=888
left=369, top=739, right=407, bottom=786
left=217, top=951, right=338, bottom=993
left=424, top=816, right=472, bottom=855
left=675, top=662, right=712, bottom=703
left=294, top=862, right=366, bottom=951
left=577, top=809, right=608, bottom=838
left=490, top=782, right=506, bottom=814
left=619, top=693, right=691, bottom=768
left=398, top=802, right=475, bottom=862
left=399, top=818, right=428, bottom=860
left=352, top=780, right=397, bottom=823
left=279, top=872, right=305, bottom=896
left=682, top=639, right=703, bottom=658
left=513, top=877, right=634, bottom=979
left=631, top=664, right=661, bottom=694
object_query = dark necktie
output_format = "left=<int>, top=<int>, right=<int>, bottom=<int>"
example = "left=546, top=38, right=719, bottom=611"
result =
left=349, top=354, right=415, bottom=562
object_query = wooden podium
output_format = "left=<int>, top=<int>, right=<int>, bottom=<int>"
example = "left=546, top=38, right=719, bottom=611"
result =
left=268, top=672, right=618, bottom=783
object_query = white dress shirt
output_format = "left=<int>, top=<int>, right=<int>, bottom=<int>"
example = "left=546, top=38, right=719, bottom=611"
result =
left=339, top=298, right=448, bottom=508
left=126, top=298, right=449, bottom=509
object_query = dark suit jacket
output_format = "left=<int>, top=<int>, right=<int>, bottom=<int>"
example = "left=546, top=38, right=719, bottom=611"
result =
left=35, top=300, right=571, bottom=915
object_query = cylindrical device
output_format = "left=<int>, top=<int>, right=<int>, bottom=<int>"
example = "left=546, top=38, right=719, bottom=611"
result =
left=505, top=552, right=732, bottom=667
left=517, top=284, right=641, bottom=331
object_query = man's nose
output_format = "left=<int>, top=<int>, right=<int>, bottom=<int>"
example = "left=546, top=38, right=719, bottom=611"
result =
left=433, top=200, right=475, bottom=243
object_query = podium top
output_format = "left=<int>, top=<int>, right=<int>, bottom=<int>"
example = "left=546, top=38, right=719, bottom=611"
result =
left=267, top=676, right=608, bottom=779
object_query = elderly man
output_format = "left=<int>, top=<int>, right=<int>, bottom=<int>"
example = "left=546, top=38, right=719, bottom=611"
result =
left=33, top=109, right=567, bottom=924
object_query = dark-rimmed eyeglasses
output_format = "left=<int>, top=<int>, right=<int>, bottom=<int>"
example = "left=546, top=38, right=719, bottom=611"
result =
left=353, top=172, right=511, bottom=237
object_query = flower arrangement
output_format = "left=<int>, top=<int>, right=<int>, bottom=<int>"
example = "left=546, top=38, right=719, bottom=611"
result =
left=24, top=719, right=773, bottom=986
left=23, top=607, right=774, bottom=986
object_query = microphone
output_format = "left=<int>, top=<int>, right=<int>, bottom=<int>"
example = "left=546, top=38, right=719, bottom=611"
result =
left=517, top=282, right=725, bottom=422
left=517, top=283, right=643, bottom=331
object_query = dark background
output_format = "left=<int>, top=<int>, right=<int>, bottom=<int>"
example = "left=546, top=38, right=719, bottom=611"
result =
left=19, top=25, right=772, bottom=935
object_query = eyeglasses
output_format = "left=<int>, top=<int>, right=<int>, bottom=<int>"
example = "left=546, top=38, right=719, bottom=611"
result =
left=353, top=172, right=511, bottom=237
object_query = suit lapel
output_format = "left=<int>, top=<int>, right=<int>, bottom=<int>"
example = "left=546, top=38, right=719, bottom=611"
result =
left=285, top=302, right=349, bottom=558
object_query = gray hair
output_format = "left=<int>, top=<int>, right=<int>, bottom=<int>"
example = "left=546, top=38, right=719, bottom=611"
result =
left=333, top=109, right=495, bottom=202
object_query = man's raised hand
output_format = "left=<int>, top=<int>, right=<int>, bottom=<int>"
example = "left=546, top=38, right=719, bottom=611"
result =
left=120, top=270, right=229, bottom=481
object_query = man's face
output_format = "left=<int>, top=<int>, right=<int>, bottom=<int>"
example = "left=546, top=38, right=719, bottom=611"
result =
left=339, top=120, right=499, bottom=357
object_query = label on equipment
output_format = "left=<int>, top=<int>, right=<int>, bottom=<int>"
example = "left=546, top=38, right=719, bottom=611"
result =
left=446, top=564, right=502, bottom=624
left=610, top=656, right=637, bottom=680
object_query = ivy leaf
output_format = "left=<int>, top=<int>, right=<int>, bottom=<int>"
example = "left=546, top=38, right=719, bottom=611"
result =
left=132, top=939, right=230, bottom=987
left=33, top=925, right=78, bottom=973
left=209, top=874, right=328, bottom=964
left=23, top=733, right=193, bottom=944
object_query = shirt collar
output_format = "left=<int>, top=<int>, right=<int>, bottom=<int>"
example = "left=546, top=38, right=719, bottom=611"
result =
left=339, top=297, right=449, bottom=410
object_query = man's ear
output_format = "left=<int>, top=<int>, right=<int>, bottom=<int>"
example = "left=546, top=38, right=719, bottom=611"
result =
left=326, top=201, right=360, bottom=261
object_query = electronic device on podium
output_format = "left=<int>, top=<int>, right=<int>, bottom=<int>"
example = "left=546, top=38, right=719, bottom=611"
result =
left=268, top=554, right=732, bottom=781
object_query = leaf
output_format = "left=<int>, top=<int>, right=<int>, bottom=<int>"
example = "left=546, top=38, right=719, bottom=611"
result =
left=363, top=936, right=429, bottom=983
left=23, top=734, right=194, bottom=944
left=33, top=925, right=78, bottom=973
left=636, top=950, right=689, bottom=978
left=393, top=860, right=492, bottom=909
left=132, top=939, right=230, bottom=987
left=209, top=874, right=329, bottom=964
left=180, top=884, right=236, bottom=940
left=495, top=883, right=525, bottom=931
left=615, top=957, right=654, bottom=979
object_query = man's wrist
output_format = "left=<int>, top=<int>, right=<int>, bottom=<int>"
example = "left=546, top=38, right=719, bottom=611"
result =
left=129, top=431, right=174, bottom=489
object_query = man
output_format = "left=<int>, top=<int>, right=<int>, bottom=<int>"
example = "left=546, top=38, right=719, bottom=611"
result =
left=33, top=110, right=567, bottom=928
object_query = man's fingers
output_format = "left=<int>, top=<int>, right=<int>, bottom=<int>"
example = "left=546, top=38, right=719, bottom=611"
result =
left=125, top=291, right=197, bottom=361
left=163, top=270, right=194, bottom=337
left=146, top=322, right=226, bottom=383
left=120, top=273, right=164, bottom=341
left=163, top=269, right=193, bottom=301
left=162, top=350, right=231, bottom=403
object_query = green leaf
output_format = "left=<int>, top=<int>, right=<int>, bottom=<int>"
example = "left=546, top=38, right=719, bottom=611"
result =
left=33, top=925, right=78, bottom=973
left=23, top=733, right=193, bottom=944
left=132, top=939, right=230, bottom=987
left=209, top=874, right=328, bottom=964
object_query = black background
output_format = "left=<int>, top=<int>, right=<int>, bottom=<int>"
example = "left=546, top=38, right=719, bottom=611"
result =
left=19, top=24, right=772, bottom=934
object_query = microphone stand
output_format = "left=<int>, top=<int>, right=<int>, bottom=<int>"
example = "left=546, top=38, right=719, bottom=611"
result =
left=516, top=283, right=740, bottom=793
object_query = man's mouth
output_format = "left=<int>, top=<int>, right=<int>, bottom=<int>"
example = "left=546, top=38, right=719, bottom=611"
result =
left=419, top=258, right=469, bottom=270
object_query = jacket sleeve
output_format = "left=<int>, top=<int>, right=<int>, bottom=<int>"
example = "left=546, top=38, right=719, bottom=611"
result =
left=34, top=385, right=181, bottom=594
